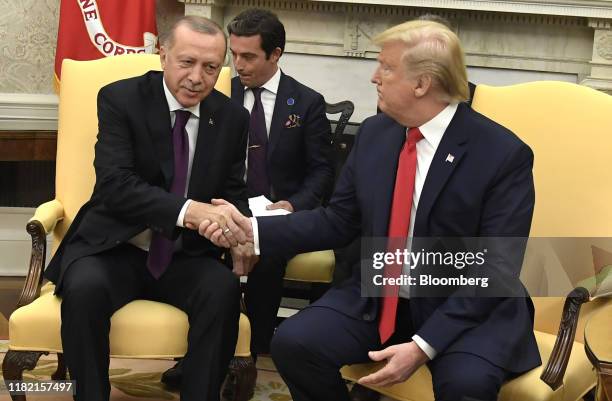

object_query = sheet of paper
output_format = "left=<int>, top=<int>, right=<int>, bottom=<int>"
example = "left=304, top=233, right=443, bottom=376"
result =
left=248, top=195, right=291, bottom=217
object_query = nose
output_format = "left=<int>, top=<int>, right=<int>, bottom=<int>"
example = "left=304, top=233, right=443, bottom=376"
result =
left=371, top=66, right=381, bottom=85
left=187, top=65, right=203, bottom=85
left=233, top=55, right=244, bottom=72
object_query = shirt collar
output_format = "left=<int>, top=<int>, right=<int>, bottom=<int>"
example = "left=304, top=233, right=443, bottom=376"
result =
left=162, top=77, right=200, bottom=118
left=245, top=67, right=281, bottom=95
left=416, top=103, right=458, bottom=149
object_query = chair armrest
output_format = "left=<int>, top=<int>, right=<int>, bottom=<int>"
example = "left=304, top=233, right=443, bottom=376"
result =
left=29, top=199, right=64, bottom=234
left=540, top=286, right=590, bottom=390
left=18, top=200, right=65, bottom=308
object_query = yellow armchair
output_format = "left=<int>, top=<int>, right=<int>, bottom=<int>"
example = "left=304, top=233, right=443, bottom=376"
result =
left=1, top=54, right=256, bottom=401
left=342, top=81, right=612, bottom=401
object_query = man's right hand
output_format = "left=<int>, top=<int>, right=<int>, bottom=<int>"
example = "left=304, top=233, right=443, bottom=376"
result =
left=184, top=201, right=249, bottom=247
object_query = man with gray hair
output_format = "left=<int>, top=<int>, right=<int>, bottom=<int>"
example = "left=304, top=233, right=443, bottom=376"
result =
left=203, top=19, right=540, bottom=401
left=44, top=16, right=254, bottom=401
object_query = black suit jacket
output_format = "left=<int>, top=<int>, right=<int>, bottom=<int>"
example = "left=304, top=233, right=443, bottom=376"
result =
left=45, top=71, right=250, bottom=293
left=257, top=103, right=541, bottom=373
left=231, top=72, right=333, bottom=211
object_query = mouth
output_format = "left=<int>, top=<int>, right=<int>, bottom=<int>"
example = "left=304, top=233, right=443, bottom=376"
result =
left=182, top=87, right=201, bottom=96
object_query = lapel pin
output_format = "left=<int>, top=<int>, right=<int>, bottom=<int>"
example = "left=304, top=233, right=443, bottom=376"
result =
left=445, top=153, right=455, bottom=163
left=209, top=118, right=214, bottom=126
left=287, top=97, right=295, bottom=106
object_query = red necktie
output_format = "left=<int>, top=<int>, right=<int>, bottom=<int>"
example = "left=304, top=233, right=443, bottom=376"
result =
left=378, top=127, right=423, bottom=343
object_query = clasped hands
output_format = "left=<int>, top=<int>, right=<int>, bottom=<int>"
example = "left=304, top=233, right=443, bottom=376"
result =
left=184, top=199, right=257, bottom=276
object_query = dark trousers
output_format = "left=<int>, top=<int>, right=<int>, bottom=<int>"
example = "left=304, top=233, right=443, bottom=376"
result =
left=270, top=299, right=509, bottom=401
left=243, top=255, right=287, bottom=355
left=59, top=244, right=240, bottom=401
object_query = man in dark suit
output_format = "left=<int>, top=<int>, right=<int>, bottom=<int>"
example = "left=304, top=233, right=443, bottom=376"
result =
left=44, top=16, right=255, bottom=401
left=204, top=19, right=540, bottom=401
left=228, top=9, right=333, bottom=357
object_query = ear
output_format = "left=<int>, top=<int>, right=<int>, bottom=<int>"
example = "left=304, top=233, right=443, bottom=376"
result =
left=414, top=74, right=432, bottom=98
left=159, top=46, right=167, bottom=70
left=270, top=47, right=282, bottom=63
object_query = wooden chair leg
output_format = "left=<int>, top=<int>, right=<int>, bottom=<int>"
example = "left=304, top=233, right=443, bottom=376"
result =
left=51, top=353, right=67, bottom=380
left=222, top=356, right=257, bottom=401
left=2, top=350, right=47, bottom=401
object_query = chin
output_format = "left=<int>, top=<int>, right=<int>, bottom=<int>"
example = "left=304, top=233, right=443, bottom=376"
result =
left=377, top=102, right=387, bottom=114
left=177, top=97, right=199, bottom=108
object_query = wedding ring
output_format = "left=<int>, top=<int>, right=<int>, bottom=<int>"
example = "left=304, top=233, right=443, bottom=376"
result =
left=223, top=227, right=231, bottom=234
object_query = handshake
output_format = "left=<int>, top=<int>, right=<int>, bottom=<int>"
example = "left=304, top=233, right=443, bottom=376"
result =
left=184, top=199, right=257, bottom=276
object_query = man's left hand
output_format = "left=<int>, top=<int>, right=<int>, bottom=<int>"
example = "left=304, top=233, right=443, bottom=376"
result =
left=266, top=200, right=294, bottom=212
left=358, top=341, right=429, bottom=387
left=230, top=242, right=258, bottom=276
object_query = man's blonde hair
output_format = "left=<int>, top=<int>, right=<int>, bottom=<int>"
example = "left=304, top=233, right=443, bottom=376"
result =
left=373, top=20, right=469, bottom=103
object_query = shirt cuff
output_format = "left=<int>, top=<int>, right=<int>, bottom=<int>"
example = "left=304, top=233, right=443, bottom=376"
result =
left=412, top=335, right=437, bottom=360
left=250, top=217, right=260, bottom=255
left=177, top=199, right=192, bottom=227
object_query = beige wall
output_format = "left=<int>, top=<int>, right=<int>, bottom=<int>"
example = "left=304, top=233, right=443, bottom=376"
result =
left=0, top=0, right=183, bottom=95
left=0, top=0, right=59, bottom=94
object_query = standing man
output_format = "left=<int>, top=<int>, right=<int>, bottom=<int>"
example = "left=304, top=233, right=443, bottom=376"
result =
left=44, top=16, right=252, bottom=401
left=205, top=20, right=541, bottom=401
left=228, top=8, right=333, bottom=358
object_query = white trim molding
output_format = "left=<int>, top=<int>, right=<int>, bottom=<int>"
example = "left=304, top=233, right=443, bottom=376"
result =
left=312, top=0, right=612, bottom=19
left=0, top=94, right=59, bottom=131
left=185, top=0, right=612, bottom=18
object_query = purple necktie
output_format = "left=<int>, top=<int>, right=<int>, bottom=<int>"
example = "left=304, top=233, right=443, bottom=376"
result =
left=247, top=88, right=271, bottom=198
left=147, top=109, right=191, bottom=279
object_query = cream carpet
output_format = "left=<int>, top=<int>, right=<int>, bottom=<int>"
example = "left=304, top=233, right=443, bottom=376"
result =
left=0, top=343, right=396, bottom=401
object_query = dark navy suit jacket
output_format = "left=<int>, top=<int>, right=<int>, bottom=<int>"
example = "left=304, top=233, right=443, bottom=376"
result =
left=231, top=73, right=333, bottom=210
left=257, top=103, right=541, bottom=373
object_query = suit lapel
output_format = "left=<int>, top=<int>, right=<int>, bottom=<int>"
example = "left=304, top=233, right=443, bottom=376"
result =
left=413, top=104, right=470, bottom=236
left=268, top=72, right=293, bottom=161
left=188, top=90, right=223, bottom=195
left=373, top=122, right=407, bottom=237
left=143, top=72, right=173, bottom=188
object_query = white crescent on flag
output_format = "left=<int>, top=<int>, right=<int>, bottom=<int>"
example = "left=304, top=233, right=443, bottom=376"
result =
left=78, top=0, right=158, bottom=56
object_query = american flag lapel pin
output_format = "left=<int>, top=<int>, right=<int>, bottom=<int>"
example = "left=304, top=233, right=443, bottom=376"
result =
left=445, top=153, right=455, bottom=163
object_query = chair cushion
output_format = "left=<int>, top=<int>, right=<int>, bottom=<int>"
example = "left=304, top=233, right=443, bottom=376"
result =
left=341, top=330, right=596, bottom=401
left=284, top=250, right=335, bottom=283
left=9, top=284, right=251, bottom=358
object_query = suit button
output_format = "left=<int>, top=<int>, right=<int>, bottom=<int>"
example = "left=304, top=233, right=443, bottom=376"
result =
left=115, top=240, right=121, bottom=244
left=362, top=313, right=371, bottom=321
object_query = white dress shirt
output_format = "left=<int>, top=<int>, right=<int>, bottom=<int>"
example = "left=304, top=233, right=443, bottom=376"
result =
left=402, top=102, right=459, bottom=360
left=401, top=103, right=459, bottom=297
left=128, top=78, right=200, bottom=251
left=242, top=67, right=281, bottom=137
left=251, top=102, right=459, bottom=360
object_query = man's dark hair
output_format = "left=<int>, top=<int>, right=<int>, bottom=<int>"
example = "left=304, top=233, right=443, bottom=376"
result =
left=227, top=8, right=285, bottom=58
left=161, top=15, right=227, bottom=52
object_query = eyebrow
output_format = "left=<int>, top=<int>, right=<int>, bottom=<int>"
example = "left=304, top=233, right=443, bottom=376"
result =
left=230, top=48, right=257, bottom=57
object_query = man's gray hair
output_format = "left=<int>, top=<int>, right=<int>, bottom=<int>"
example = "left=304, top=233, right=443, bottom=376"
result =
left=161, top=15, right=226, bottom=50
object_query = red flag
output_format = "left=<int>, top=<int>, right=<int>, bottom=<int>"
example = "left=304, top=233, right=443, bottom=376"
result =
left=54, top=0, right=158, bottom=92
